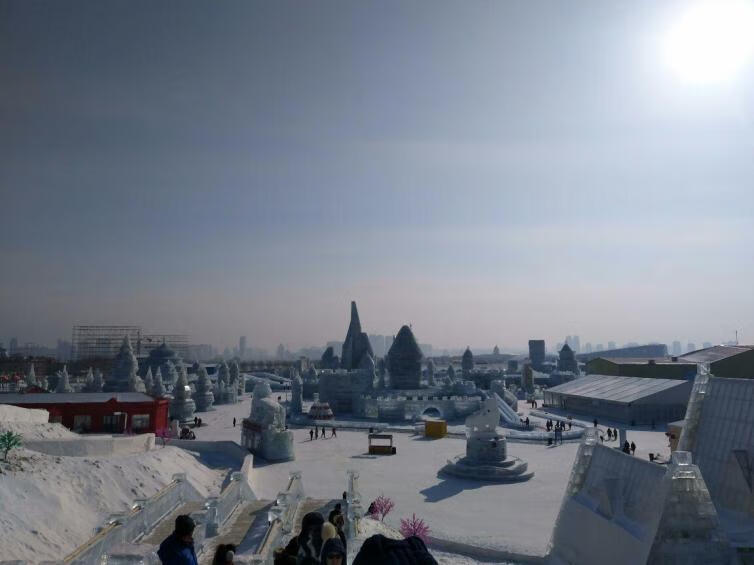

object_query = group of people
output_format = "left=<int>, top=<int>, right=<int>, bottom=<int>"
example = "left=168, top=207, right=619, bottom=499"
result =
left=545, top=419, right=571, bottom=431
left=622, top=440, right=637, bottom=455
left=192, top=416, right=203, bottom=427
left=310, top=426, right=337, bottom=440
left=273, top=499, right=348, bottom=565
left=527, top=398, right=539, bottom=408
left=274, top=498, right=437, bottom=565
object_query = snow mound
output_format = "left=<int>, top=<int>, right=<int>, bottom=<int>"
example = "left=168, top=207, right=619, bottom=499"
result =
left=0, top=446, right=225, bottom=562
left=0, top=404, right=77, bottom=440
left=0, top=421, right=79, bottom=440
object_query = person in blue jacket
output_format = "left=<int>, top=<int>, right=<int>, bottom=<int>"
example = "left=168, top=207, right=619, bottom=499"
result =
left=158, top=514, right=198, bottom=565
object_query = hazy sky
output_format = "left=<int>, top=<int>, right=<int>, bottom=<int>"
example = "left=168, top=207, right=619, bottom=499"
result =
left=1, top=0, right=753, bottom=352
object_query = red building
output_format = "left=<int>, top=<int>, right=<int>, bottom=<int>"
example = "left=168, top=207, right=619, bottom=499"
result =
left=0, top=392, right=169, bottom=434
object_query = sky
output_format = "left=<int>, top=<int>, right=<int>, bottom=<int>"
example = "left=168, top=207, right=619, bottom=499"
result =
left=1, top=0, right=753, bottom=352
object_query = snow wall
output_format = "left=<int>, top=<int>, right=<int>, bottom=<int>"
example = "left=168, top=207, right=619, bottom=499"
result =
left=549, top=443, right=668, bottom=565
left=25, top=433, right=155, bottom=456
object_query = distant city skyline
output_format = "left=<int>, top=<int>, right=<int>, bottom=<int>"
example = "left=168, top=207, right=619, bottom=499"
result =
left=1, top=1, right=752, bottom=351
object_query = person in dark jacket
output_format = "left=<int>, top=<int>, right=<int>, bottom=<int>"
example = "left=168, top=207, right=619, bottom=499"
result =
left=157, top=515, right=198, bottom=565
left=328, top=503, right=342, bottom=525
left=297, top=511, right=325, bottom=563
left=353, top=534, right=437, bottom=565
left=321, top=536, right=347, bottom=565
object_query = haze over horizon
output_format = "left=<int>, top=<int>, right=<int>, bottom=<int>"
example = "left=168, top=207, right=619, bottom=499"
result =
left=1, top=1, right=753, bottom=351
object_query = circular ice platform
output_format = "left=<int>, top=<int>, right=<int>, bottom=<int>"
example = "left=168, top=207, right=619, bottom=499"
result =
left=441, top=454, right=534, bottom=483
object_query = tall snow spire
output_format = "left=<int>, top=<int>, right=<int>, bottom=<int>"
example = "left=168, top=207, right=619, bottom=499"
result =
left=25, top=363, right=37, bottom=387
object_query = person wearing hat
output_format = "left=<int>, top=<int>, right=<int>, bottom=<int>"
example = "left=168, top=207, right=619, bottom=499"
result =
left=158, top=514, right=198, bottom=565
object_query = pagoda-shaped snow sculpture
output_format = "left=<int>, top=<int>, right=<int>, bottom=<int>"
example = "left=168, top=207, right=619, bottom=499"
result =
left=55, top=366, right=74, bottom=393
left=291, top=372, right=303, bottom=415
left=152, top=367, right=166, bottom=397
left=341, top=301, right=374, bottom=370
left=105, top=335, right=139, bottom=392
left=241, top=382, right=294, bottom=461
left=557, top=342, right=580, bottom=375
left=142, top=340, right=184, bottom=386
left=170, top=366, right=196, bottom=423
left=441, top=397, right=533, bottom=482
left=461, top=347, right=474, bottom=377
left=193, top=365, right=215, bottom=411
left=386, top=325, right=423, bottom=389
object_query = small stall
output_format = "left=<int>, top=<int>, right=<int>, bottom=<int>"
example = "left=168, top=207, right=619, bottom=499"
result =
left=368, top=433, right=396, bottom=455
left=424, top=419, right=447, bottom=438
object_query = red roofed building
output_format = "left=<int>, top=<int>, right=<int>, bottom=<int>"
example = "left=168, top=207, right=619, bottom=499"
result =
left=0, top=392, right=169, bottom=434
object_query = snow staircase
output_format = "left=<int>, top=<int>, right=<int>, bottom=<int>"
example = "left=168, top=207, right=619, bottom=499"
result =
left=199, top=499, right=274, bottom=565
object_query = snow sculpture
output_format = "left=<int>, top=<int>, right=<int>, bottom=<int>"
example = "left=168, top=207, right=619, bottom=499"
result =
left=127, top=366, right=146, bottom=393
left=216, top=361, right=231, bottom=403
left=143, top=367, right=154, bottom=394
left=55, top=366, right=74, bottom=393
left=92, top=369, right=104, bottom=392
left=447, top=364, right=457, bottom=384
left=162, top=360, right=178, bottom=389
left=106, top=335, right=139, bottom=392
left=170, top=366, right=196, bottom=422
left=291, top=372, right=303, bottom=415
left=441, top=397, right=532, bottom=482
left=647, top=451, right=734, bottom=564
left=461, top=347, right=474, bottom=377
left=386, top=325, right=423, bottom=389
left=426, top=359, right=436, bottom=387
left=152, top=367, right=166, bottom=398
left=193, top=365, right=215, bottom=411
left=230, top=360, right=243, bottom=400
left=359, top=353, right=376, bottom=389
left=241, top=381, right=294, bottom=461
left=341, top=301, right=374, bottom=370
left=25, top=363, right=37, bottom=388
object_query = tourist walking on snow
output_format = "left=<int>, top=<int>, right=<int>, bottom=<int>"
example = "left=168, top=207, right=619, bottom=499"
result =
left=315, top=427, right=319, bottom=439
left=233, top=417, right=236, bottom=428
left=322, top=426, right=326, bottom=438
left=332, top=427, right=337, bottom=438
left=630, top=441, right=636, bottom=455
left=158, top=515, right=198, bottom=565
left=310, top=429, right=314, bottom=441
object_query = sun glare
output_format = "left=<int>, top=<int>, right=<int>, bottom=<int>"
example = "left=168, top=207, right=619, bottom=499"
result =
left=664, top=0, right=754, bottom=84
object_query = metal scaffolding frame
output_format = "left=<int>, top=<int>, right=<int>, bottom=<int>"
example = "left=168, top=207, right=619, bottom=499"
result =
left=71, top=326, right=189, bottom=360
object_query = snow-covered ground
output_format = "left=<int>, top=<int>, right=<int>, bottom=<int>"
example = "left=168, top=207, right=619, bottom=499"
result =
left=0, top=405, right=228, bottom=562
left=195, top=395, right=674, bottom=557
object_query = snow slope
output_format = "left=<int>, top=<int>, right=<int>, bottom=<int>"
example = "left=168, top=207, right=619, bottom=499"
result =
left=0, top=446, right=225, bottom=561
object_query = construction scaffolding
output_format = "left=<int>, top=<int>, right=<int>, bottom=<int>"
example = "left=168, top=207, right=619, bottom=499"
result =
left=71, top=326, right=189, bottom=360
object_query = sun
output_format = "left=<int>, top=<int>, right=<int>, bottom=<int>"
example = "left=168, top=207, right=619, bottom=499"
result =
left=664, top=0, right=754, bottom=84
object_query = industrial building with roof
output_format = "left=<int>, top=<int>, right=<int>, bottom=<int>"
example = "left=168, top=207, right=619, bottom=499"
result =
left=0, top=392, right=169, bottom=434
left=543, top=374, right=693, bottom=424
left=584, top=345, right=754, bottom=380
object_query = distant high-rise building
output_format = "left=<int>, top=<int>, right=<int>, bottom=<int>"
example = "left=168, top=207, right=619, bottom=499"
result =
left=565, top=335, right=581, bottom=354
left=687, top=342, right=696, bottom=353
left=9, top=337, right=18, bottom=355
left=702, top=342, right=712, bottom=349
left=595, top=343, right=604, bottom=351
left=239, top=336, right=247, bottom=359
left=671, top=341, right=682, bottom=356
left=584, top=342, right=593, bottom=354
left=608, top=341, right=616, bottom=350
left=528, top=340, right=546, bottom=369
